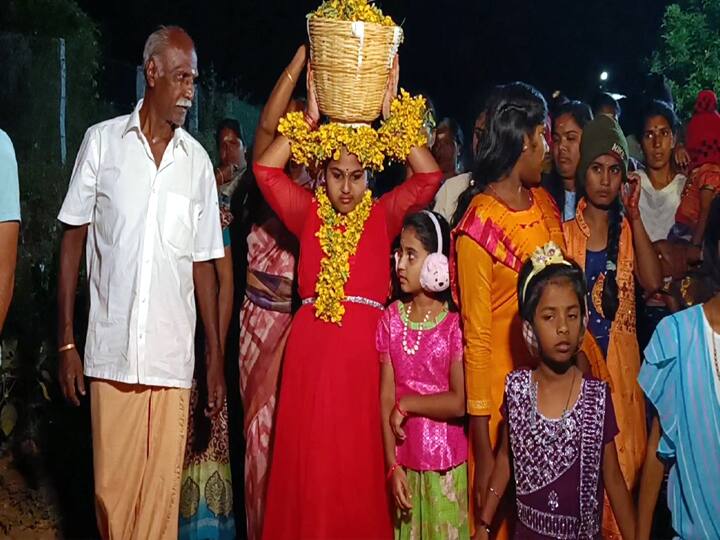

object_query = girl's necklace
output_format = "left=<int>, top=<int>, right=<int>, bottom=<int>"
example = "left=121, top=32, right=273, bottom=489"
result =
left=401, top=302, right=433, bottom=356
left=530, top=368, right=578, bottom=443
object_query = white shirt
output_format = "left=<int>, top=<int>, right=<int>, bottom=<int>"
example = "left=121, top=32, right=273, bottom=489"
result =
left=58, top=100, right=224, bottom=389
left=638, top=169, right=686, bottom=242
left=433, top=172, right=471, bottom=223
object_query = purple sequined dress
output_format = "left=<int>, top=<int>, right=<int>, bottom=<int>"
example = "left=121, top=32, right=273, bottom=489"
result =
left=504, top=369, right=618, bottom=539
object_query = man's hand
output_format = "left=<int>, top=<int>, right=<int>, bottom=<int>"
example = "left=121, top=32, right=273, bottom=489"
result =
left=59, top=348, right=86, bottom=406
left=204, top=349, right=226, bottom=418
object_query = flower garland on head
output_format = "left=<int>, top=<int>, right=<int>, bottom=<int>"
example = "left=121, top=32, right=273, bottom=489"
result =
left=278, top=89, right=429, bottom=172
left=314, top=186, right=373, bottom=324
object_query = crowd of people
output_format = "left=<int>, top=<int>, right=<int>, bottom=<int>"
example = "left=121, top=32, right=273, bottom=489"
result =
left=2, top=21, right=710, bottom=540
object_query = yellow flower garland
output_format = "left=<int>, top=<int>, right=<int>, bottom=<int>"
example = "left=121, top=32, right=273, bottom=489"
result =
left=312, top=0, right=396, bottom=26
left=314, top=186, right=373, bottom=324
left=277, top=89, right=428, bottom=171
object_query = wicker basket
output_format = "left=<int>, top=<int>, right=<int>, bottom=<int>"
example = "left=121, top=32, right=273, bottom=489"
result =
left=308, top=16, right=403, bottom=123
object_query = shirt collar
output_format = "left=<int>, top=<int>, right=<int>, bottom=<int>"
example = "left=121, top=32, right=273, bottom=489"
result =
left=122, top=99, right=190, bottom=155
left=574, top=197, right=591, bottom=238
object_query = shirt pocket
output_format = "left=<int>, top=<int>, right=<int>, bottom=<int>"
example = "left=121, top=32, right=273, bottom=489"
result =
left=163, top=192, right=194, bottom=255
left=86, top=319, right=127, bottom=366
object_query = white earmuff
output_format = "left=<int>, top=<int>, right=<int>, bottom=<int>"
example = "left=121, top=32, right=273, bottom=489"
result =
left=419, top=211, right=450, bottom=292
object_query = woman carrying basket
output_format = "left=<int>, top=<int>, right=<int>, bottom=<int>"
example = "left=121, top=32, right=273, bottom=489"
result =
left=255, top=37, right=442, bottom=538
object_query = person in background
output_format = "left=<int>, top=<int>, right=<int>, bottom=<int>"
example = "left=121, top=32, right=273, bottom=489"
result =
left=640, top=73, right=691, bottom=172
left=179, top=119, right=244, bottom=540
left=674, top=89, right=720, bottom=247
left=564, top=114, right=661, bottom=538
left=238, top=45, right=309, bottom=540
left=593, top=91, right=621, bottom=121
left=433, top=100, right=487, bottom=224
left=636, top=198, right=720, bottom=540
left=542, top=100, right=593, bottom=221
left=635, top=101, right=687, bottom=348
left=56, top=26, right=226, bottom=540
left=432, top=117, right=464, bottom=181
left=0, top=128, right=20, bottom=335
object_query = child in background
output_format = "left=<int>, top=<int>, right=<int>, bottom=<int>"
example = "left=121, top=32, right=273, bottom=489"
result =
left=674, top=89, right=720, bottom=246
left=477, top=242, right=636, bottom=540
left=379, top=210, right=468, bottom=539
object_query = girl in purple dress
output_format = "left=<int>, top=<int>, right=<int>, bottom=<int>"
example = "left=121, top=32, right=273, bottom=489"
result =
left=476, top=242, right=636, bottom=540
left=378, top=211, right=469, bottom=539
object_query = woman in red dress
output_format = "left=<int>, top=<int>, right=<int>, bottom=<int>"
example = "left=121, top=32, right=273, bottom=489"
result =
left=255, top=63, right=442, bottom=539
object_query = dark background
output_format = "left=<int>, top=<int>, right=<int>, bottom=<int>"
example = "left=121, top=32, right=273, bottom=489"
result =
left=78, top=0, right=671, bottom=126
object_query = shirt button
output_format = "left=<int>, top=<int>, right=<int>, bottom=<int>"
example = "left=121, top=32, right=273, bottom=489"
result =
left=141, top=298, right=147, bottom=304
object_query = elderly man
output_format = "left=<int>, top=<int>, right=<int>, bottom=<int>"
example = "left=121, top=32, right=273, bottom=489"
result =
left=0, top=128, right=20, bottom=334
left=56, top=26, right=225, bottom=539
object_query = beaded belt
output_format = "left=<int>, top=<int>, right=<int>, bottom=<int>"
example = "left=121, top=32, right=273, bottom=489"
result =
left=301, top=296, right=384, bottom=311
left=517, top=500, right=578, bottom=540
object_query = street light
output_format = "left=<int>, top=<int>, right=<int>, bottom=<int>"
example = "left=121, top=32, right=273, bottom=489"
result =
left=600, top=71, right=609, bottom=82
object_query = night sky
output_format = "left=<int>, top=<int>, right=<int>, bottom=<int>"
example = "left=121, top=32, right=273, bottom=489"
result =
left=78, top=0, right=671, bottom=127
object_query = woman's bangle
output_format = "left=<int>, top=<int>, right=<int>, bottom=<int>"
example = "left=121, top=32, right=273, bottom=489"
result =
left=489, top=486, right=501, bottom=500
left=216, top=167, right=225, bottom=185
left=394, top=400, right=409, bottom=418
left=386, top=463, right=401, bottom=482
left=284, top=68, right=294, bottom=84
left=478, top=518, right=491, bottom=534
left=58, top=343, right=76, bottom=353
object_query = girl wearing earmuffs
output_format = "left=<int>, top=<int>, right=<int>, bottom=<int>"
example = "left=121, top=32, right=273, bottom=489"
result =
left=378, top=210, right=469, bottom=539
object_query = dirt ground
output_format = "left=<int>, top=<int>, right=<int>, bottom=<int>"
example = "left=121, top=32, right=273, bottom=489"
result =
left=0, top=453, right=61, bottom=540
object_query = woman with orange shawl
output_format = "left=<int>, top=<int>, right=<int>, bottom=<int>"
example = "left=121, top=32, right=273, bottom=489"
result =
left=564, top=114, right=662, bottom=538
left=451, top=82, right=564, bottom=538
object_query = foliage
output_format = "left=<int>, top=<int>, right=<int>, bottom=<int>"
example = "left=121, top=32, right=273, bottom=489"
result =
left=651, top=0, right=720, bottom=117
left=0, top=0, right=106, bottom=451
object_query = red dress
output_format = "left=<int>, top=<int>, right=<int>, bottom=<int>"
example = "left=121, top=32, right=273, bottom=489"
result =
left=255, top=164, right=442, bottom=540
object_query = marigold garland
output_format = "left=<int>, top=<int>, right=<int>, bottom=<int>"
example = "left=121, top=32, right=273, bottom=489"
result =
left=312, top=0, right=396, bottom=26
left=314, top=186, right=373, bottom=324
left=278, top=89, right=428, bottom=171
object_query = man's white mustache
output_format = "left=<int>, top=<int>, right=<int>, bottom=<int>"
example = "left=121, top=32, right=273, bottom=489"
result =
left=176, top=98, right=192, bottom=108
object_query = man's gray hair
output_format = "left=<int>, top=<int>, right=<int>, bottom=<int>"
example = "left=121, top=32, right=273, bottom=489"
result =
left=142, top=25, right=191, bottom=69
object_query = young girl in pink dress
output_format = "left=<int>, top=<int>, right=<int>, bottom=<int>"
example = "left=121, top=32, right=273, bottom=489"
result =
left=378, top=210, right=469, bottom=539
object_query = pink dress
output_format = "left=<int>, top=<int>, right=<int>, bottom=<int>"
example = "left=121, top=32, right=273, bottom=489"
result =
left=377, top=301, right=467, bottom=471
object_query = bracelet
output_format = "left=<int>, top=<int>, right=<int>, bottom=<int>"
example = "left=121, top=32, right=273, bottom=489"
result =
left=284, top=68, right=294, bottom=84
left=58, top=343, right=76, bottom=353
left=489, top=486, right=501, bottom=500
left=216, top=167, right=225, bottom=185
left=394, top=400, right=409, bottom=418
left=386, top=463, right=401, bottom=482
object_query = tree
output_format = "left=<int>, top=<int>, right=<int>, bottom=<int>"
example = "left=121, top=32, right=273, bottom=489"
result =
left=652, top=0, right=720, bottom=118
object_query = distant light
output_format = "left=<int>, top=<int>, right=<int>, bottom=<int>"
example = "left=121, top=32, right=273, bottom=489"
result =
left=600, top=71, right=609, bottom=82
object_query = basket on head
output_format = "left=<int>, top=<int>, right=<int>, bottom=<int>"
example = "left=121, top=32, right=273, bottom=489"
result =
left=308, top=16, right=403, bottom=124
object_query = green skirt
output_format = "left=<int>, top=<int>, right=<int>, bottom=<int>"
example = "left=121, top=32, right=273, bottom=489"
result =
left=395, top=462, right=470, bottom=540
